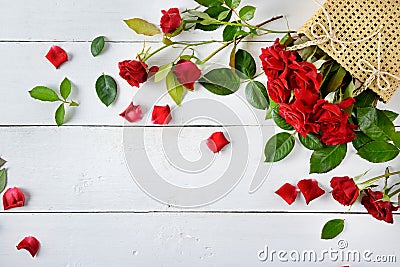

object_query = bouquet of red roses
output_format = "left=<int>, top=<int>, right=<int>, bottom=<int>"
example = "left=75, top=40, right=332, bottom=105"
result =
left=261, top=35, right=400, bottom=173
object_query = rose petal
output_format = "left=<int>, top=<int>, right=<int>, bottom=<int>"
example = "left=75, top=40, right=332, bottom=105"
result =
left=206, top=132, right=230, bottom=153
left=16, top=236, right=40, bottom=257
left=275, top=183, right=299, bottom=205
left=3, top=187, right=25, bottom=210
left=297, top=179, right=325, bottom=204
left=151, top=105, right=172, bottom=125
left=45, top=46, right=68, bottom=69
left=119, top=103, right=143, bottom=123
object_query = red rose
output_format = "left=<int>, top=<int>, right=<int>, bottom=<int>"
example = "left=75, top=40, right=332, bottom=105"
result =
left=275, top=183, right=299, bottom=205
left=279, top=100, right=319, bottom=137
left=3, top=187, right=25, bottom=210
left=259, top=39, right=297, bottom=80
left=297, top=179, right=325, bottom=204
left=118, top=59, right=150, bottom=87
left=152, top=105, right=172, bottom=125
left=267, top=77, right=291, bottom=104
left=312, top=98, right=356, bottom=146
left=361, top=189, right=398, bottom=224
left=173, top=60, right=201, bottom=90
left=330, top=176, right=359, bottom=206
left=206, top=132, right=230, bottom=153
left=160, top=8, right=182, bottom=34
left=45, top=46, right=68, bottom=69
left=16, top=236, right=40, bottom=257
left=288, top=61, right=322, bottom=95
left=119, top=103, right=143, bottom=123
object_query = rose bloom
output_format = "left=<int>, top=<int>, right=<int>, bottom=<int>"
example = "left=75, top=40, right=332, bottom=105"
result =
left=259, top=39, right=297, bottom=80
left=279, top=100, right=319, bottom=137
left=173, top=60, right=201, bottom=90
left=330, top=176, right=359, bottom=206
left=118, top=59, right=149, bottom=87
left=361, top=189, right=398, bottom=224
left=312, top=98, right=356, bottom=146
left=160, top=8, right=182, bottom=34
left=267, top=77, right=291, bottom=104
left=288, top=61, right=322, bottom=95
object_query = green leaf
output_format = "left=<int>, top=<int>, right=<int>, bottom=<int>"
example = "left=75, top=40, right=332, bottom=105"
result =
left=154, top=63, right=173, bottom=83
left=0, top=168, right=6, bottom=194
left=358, top=141, right=399, bottom=163
left=352, top=131, right=372, bottom=150
left=225, top=0, right=240, bottom=8
left=95, top=74, right=117, bottom=107
left=60, top=77, right=71, bottom=100
left=29, top=86, right=60, bottom=102
left=239, top=6, right=256, bottom=21
left=195, top=0, right=223, bottom=7
left=342, top=80, right=355, bottom=99
left=272, top=109, right=294, bottom=130
left=0, top=157, right=6, bottom=168
left=195, top=6, right=231, bottom=31
left=354, top=89, right=378, bottom=108
left=91, top=36, right=105, bottom=57
left=325, top=66, right=347, bottom=93
left=310, top=144, right=347, bottom=174
left=391, top=132, right=400, bottom=148
left=217, top=10, right=230, bottom=21
left=199, top=68, right=240, bottom=95
left=166, top=71, right=184, bottom=105
left=382, top=110, right=399, bottom=122
left=264, top=132, right=295, bottom=162
left=321, top=219, right=345, bottom=240
left=124, top=18, right=161, bottom=36
left=222, top=25, right=241, bottom=42
left=55, top=103, right=65, bottom=126
left=70, top=101, right=79, bottom=107
left=234, top=49, right=256, bottom=78
left=357, top=108, right=395, bottom=142
left=245, top=81, right=268, bottom=110
left=299, top=133, right=324, bottom=150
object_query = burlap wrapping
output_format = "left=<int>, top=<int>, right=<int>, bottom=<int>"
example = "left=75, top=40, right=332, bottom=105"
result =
left=298, top=0, right=400, bottom=103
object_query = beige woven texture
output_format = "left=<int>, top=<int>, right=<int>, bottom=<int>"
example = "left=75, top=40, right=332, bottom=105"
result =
left=299, top=0, right=400, bottom=103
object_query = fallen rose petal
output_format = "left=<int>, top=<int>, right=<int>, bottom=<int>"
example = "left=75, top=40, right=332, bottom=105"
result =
left=45, top=46, right=68, bottom=69
left=275, top=183, right=299, bottom=205
left=16, top=236, right=40, bottom=257
left=3, top=187, right=25, bottom=210
left=206, top=132, right=230, bottom=153
left=152, top=105, right=172, bottom=125
left=119, top=103, right=143, bottom=123
left=297, top=179, right=325, bottom=204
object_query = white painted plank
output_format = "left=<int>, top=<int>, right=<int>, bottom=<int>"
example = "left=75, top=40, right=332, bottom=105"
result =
left=0, top=213, right=399, bottom=266
left=0, top=0, right=319, bottom=41
left=0, top=41, right=399, bottom=126
left=1, top=126, right=399, bottom=212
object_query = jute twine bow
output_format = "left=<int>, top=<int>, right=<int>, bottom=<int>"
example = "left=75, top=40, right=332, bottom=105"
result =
left=287, top=0, right=381, bottom=54
left=357, top=32, right=400, bottom=92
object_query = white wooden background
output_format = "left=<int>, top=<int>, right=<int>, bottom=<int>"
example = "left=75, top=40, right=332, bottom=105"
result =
left=1, top=0, right=400, bottom=266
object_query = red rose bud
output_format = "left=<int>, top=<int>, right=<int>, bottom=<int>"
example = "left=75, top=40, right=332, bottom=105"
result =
left=330, top=176, right=359, bottom=206
left=16, top=236, right=40, bottom=257
left=3, top=187, right=25, bottom=210
left=361, top=189, right=398, bottom=224
left=45, top=46, right=68, bottom=69
left=152, top=105, right=172, bottom=125
left=173, top=60, right=201, bottom=90
left=275, top=183, right=299, bottom=205
left=206, top=132, right=230, bottom=153
left=297, top=179, right=325, bottom=204
left=259, top=39, right=297, bottom=80
left=119, top=103, right=143, bottom=123
left=160, top=8, right=182, bottom=34
left=312, top=99, right=357, bottom=146
left=118, top=59, right=149, bottom=87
